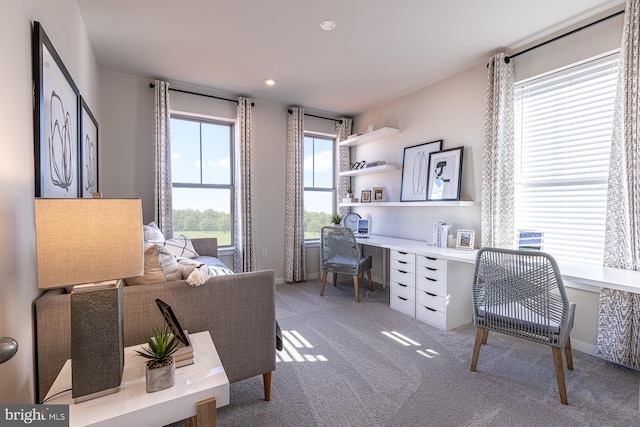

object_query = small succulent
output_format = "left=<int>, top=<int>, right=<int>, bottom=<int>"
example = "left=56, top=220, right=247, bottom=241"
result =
left=347, top=187, right=353, bottom=194
left=135, top=325, right=180, bottom=369
left=330, top=213, right=343, bottom=224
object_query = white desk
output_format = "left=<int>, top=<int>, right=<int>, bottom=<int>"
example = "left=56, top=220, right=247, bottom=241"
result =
left=44, top=331, right=229, bottom=427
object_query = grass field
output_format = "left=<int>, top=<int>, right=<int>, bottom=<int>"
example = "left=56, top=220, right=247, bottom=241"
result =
left=177, top=230, right=231, bottom=246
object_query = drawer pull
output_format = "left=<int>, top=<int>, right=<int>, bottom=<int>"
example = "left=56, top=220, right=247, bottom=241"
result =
left=398, top=261, right=407, bottom=265
left=426, top=292, right=436, bottom=297
left=398, top=296, right=408, bottom=301
left=398, top=270, right=407, bottom=274
left=426, top=267, right=436, bottom=271
left=424, top=306, right=436, bottom=312
left=426, top=277, right=436, bottom=282
left=398, top=283, right=407, bottom=288
left=426, top=257, right=436, bottom=261
left=398, top=251, right=408, bottom=255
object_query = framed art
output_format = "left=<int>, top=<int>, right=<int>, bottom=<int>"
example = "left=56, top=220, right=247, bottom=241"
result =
left=372, top=187, right=385, bottom=202
left=33, top=21, right=80, bottom=198
left=361, top=190, right=372, bottom=203
left=427, top=146, right=463, bottom=201
left=456, top=229, right=475, bottom=250
left=80, top=96, right=99, bottom=198
left=400, top=140, right=443, bottom=201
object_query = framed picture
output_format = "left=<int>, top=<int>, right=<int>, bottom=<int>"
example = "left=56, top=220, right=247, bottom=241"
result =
left=427, top=146, right=463, bottom=201
left=400, top=140, right=443, bottom=201
left=456, top=229, right=475, bottom=250
left=155, top=299, right=190, bottom=347
left=80, top=96, right=99, bottom=198
left=33, top=21, right=80, bottom=198
left=361, top=190, right=372, bottom=203
left=372, top=187, right=385, bottom=202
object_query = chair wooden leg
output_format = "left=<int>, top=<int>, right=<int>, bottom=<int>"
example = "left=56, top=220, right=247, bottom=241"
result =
left=470, top=328, right=484, bottom=372
left=320, top=272, right=327, bottom=296
left=565, top=336, right=574, bottom=371
left=263, top=372, right=272, bottom=401
left=333, top=273, right=338, bottom=287
left=481, top=328, right=489, bottom=344
left=552, top=347, right=568, bottom=405
left=366, top=270, right=373, bottom=290
left=353, top=275, right=360, bottom=302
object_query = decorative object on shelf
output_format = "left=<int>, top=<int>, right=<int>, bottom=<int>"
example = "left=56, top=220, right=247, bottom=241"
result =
left=356, top=218, right=370, bottom=238
left=346, top=186, right=353, bottom=197
left=80, top=96, right=99, bottom=198
left=366, top=160, right=386, bottom=168
left=366, top=124, right=374, bottom=133
left=456, top=229, right=475, bottom=250
left=518, top=230, right=544, bottom=251
left=373, top=187, right=386, bottom=202
left=136, top=325, right=180, bottom=393
left=343, top=212, right=361, bottom=233
left=400, top=140, right=443, bottom=202
left=427, top=146, right=464, bottom=201
left=0, top=337, right=18, bottom=364
left=433, top=222, right=452, bottom=248
left=350, top=161, right=366, bottom=170
left=330, top=213, right=343, bottom=225
left=33, top=21, right=80, bottom=198
left=361, top=190, right=372, bottom=203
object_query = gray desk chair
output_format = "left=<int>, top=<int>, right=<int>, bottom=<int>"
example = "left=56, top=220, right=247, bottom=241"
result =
left=470, top=247, right=576, bottom=405
left=320, top=226, right=373, bottom=302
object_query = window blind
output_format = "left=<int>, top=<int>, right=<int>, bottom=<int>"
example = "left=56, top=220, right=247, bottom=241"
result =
left=514, top=53, right=619, bottom=265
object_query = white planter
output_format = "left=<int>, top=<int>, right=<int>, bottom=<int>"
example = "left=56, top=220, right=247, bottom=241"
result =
left=146, top=357, right=175, bottom=393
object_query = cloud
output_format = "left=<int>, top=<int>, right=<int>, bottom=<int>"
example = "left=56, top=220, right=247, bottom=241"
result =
left=206, top=157, right=230, bottom=169
left=304, top=150, right=332, bottom=172
left=171, top=152, right=183, bottom=160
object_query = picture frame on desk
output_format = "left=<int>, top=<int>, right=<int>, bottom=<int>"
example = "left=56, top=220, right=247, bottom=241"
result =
left=361, top=190, right=372, bottom=203
left=427, top=146, right=463, bottom=201
left=373, top=187, right=385, bottom=202
left=456, top=229, right=475, bottom=250
left=400, top=140, right=443, bottom=202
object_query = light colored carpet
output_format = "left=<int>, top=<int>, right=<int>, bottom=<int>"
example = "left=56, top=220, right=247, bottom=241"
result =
left=213, top=278, right=639, bottom=426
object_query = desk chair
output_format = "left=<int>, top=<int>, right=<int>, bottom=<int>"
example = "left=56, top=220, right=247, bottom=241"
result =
left=470, top=247, right=576, bottom=404
left=320, top=226, right=373, bottom=302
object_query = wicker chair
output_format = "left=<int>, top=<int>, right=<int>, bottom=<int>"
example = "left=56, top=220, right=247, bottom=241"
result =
left=320, top=226, right=373, bottom=302
left=470, top=247, right=576, bottom=404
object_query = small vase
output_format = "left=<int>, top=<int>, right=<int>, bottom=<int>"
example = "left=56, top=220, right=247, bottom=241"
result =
left=146, top=357, right=175, bottom=393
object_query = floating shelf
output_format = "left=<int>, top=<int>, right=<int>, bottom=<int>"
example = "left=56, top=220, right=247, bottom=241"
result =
left=339, top=201, right=475, bottom=207
left=339, top=164, right=399, bottom=176
left=339, top=127, right=400, bottom=147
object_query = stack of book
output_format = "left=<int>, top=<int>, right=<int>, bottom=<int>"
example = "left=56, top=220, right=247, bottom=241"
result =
left=432, top=222, right=452, bottom=248
left=174, top=330, right=194, bottom=368
left=365, top=160, right=386, bottom=168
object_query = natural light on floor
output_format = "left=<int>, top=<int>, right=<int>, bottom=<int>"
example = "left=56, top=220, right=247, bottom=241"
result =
left=382, top=331, right=440, bottom=359
left=276, top=330, right=327, bottom=363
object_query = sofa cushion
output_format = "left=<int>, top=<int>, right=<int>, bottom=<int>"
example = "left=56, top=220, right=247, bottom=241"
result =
left=143, top=221, right=164, bottom=242
left=125, top=242, right=181, bottom=286
left=197, top=256, right=234, bottom=276
left=162, top=235, right=199, bottom=259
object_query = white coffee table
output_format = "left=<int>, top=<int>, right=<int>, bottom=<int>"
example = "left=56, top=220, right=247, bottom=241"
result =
left=44, top=331, right=229, bottom=427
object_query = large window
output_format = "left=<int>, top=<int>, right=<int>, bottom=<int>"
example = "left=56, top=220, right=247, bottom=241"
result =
left=170, top=116, right=234, bottom=246
left=304, top=134, right=335, bottom=240
left=513, top=53, right=619, bottom=265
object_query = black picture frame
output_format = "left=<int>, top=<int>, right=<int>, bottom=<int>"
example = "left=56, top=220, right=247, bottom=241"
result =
left=33, top=21, right=80, bottom=198
left=155, top=299, right=190, bottom=347
left=400, top=140, right=443, bottom=201
left=427, top=146, right=464, bottom=201
left=361, top=190, right=372, bottom=203
left=80, top=96, right=99, bottom=198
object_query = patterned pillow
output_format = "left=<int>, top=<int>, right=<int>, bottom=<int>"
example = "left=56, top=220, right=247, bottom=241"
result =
left=125, top=243, right=181, bottom=286
left=143, top=221, right=164, bottom=242
left=162, top=235, right=199, bottom=259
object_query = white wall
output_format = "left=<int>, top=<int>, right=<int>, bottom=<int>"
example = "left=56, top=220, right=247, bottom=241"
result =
left=0, top=0, right=100, bottom=403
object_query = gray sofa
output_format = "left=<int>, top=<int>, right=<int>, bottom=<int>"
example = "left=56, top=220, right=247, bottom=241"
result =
left=34, top=238, right=276, bottom=403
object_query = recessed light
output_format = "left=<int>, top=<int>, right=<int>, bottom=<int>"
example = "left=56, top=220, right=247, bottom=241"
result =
left=320, top=20, right=336, bottom=31
left=264, top=78, right=277, bottom=86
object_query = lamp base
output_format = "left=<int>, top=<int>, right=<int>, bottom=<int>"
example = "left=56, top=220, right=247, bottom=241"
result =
left=70, top=279, right=124, bottom=403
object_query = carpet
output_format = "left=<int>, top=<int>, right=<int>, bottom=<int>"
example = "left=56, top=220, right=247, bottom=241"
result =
left=214, top=278, right=639, bottom=426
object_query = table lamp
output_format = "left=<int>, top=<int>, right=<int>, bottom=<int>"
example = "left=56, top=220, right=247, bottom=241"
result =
left=34, top=198, right=144, bottom=403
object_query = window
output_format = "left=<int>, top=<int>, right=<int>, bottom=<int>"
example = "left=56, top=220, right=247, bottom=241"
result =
left=170, top=115, right=234, bottom=246
left=304, top=134, right=335, bottom=240
left=514, top=53, right=619, bottom=265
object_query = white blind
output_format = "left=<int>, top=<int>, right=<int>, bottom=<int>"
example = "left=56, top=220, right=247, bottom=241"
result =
left=514, top=53, right=619, bottom=265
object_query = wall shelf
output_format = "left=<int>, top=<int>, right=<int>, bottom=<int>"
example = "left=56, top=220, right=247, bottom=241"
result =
left=339, top=201, right=475, bottom=207
left=339, top=127, right=400, bottom=147
left=339, top=164, right=399, bottom=176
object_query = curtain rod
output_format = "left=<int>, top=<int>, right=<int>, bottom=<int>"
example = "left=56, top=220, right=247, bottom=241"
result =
left=287, top=109, right=344, bottom=124
left=148, top=83, right=255, bottom=107
left=503, top=9, right=624, bottom=63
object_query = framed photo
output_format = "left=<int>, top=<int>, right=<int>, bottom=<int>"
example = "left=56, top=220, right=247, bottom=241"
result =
left=456, top=229, right=475, bottom=250
left=427, top=146, right=463, bottom=201
left=155, top=299, right=190, bottom=347
left=372, top=187, right=385, bottom=202
left=361, top=190, right=372, bottom=203
left=80, top=96, right=99, bottom=198
left=400, top=140, right=443, bottom=201
left=33, top=21, right=80, bottom=198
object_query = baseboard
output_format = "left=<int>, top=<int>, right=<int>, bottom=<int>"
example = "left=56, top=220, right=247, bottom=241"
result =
left=572, top=339, right=597, bottom=357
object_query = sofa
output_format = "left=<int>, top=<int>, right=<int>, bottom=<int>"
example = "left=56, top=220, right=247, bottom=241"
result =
left=34, top=238, right=276, bottom=403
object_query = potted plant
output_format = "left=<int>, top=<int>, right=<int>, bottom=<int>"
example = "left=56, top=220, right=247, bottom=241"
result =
left=346, top=186, right=353, bottom=197
left=135, top=325, right=181, bottom=393
left=330, top=213, right=343, bottom=226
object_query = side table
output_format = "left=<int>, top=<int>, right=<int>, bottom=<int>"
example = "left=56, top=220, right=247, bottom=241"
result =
left=44, top=331, right=229, bottom=427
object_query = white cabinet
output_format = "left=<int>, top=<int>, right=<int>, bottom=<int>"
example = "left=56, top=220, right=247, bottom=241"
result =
left=415, top=255, right=474, bottom=331
left=389, top=250, right=416, bottom=317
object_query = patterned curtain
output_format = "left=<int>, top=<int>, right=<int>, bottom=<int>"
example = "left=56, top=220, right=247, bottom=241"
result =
left=233, top=97, right=256, bottom=272
left=284, top=107, right=306, bottom=282
left=481, top=53, right=515, bottom=248
left=597, top=0, right=640, bottom=368
left=154, top=80, right=173, bottom=238
left=335, top=118, right=353, bottom=218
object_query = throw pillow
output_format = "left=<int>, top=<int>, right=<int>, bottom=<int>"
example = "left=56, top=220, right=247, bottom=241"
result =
left=162, top=235, right=199, bottom=259
left=143, top=221, right=164, bottom=242
left=125, top=242, right=181, bottom=286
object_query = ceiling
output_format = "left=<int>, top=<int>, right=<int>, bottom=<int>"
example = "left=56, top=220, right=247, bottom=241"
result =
left=76, top=0, right=624, bottom=116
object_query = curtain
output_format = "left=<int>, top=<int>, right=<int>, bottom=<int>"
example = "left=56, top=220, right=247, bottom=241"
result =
left=154, top=80, right=173, bottom=238
left=597, top=0, right=640, bottom=368
left=335, top=118, right=353, bottom=218
left=233, top=97, right=256, bottom=273
left=481, top=53, right=515, bottom=248
left=284, top=107, right=306, bottom=282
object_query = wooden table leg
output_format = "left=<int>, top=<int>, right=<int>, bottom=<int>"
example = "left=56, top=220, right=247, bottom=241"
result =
left=185, top=397, right=217, bottom=427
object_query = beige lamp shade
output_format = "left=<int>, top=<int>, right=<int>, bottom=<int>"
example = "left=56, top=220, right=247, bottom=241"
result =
left=34, top=198, right=144, bottom=289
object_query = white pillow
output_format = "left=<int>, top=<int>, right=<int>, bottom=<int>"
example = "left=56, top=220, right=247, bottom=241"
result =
left=143, top=221, right=164, bottom=242
left=162, top=235, right=199, bottom=259
left=125, top=243, right=181, bottom=286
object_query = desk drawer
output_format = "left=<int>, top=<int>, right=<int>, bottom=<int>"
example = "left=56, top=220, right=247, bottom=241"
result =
left=416, top=304, right=445, bottom=329
left=390, top=294, right=415, bottom=317
left=416, top=275, right=447, bottom=296
left=417, top=255, right=447, bottom=271
left=391, top=281, right=415, bottom=301
left=390, top=269, right=415, bottom=287
left=416, top=289, right=445, bottom=312
left=391, top=250, right=414, bottom=264
left=391, top=258, right=414, bottom=274
left=417, top=265, right=447, bottom=282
